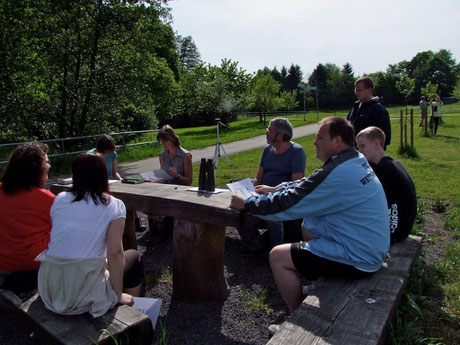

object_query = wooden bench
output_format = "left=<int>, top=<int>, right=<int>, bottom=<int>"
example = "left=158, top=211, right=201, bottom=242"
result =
left=268, top=235, right=422, bottom=345
left=0, top=290, right=153, bottom=345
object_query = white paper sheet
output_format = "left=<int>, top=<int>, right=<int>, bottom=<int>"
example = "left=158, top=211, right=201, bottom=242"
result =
left=57, top=177, right=72, bottom=185
left=140, top=169, right=172, bottom=182
left=132, top=297, right=162, bottom=331
left=186, top=187, right=227, bottom=194
left=226, top=178, right=259, bottom=198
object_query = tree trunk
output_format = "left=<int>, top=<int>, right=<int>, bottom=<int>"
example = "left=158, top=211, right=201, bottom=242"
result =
left=58, top=36, right=69, bottom=139
left=78, top=0, right=103, bottom=135
left=70, top=11, right=82, bottom=137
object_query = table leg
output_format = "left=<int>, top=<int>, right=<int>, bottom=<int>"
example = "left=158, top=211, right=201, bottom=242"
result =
left=172, top=218, right=229, bottom=302
left=123, top=210, right=138, bottom=250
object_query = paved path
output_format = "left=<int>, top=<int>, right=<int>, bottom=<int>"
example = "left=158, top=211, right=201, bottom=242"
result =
left=117, top=123, right=319, bottom=176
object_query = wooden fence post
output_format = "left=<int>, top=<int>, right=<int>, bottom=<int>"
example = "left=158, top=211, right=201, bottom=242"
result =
left=400, top=110, right=403, bottom=149
left=410, top=109, right=414, bottom=147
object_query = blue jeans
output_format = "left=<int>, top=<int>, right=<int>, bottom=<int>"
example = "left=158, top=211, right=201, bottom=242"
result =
left=237, top=220, right=284, bottom=250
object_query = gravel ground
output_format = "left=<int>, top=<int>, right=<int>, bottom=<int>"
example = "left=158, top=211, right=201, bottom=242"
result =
left=136, top=215, right=289, bottom=345
left=2, top=208, right=452, bottom=345
left=0, top=216, right=289, bottom=345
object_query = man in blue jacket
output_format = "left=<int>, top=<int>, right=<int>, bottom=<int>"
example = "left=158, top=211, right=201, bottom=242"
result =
left=347, top=76, right=391, bottom=149
left=231, top=117, right=389, bottom=324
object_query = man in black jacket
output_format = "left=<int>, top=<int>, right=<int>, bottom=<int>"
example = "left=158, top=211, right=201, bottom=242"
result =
left=356, top=126, right=416, bottom=243
left=347, top=76, right=391, bottom=149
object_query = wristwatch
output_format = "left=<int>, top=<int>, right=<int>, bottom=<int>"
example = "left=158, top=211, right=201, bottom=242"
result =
left=175, top=174, right=180, bottom=181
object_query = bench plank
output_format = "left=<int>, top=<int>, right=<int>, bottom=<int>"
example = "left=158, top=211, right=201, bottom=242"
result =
left=268, top=235, right=422, bottom=345
left=0, top=291, right=153, bottom=345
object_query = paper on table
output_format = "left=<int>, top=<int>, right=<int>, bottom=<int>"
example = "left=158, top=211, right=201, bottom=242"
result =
left=132, top=297, right=162, bottom=330
left=226, top=178, right=259, bottom=198
left=57, top=177, right=72, bottom=185
left=140, top=169, right=172, bottom=182
left=186, top=187, right=227, bottom=194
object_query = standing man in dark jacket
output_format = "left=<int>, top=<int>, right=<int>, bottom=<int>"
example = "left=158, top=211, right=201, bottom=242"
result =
left=347, top=76, right=391, bottom=149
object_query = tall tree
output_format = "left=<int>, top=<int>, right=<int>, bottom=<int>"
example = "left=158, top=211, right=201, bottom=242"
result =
left=407, top=49, right=458, bottom=99
left=285, top=64, right=303, bottom=91
left=281, top=66, right=288, bottom=90
left=176, top=35, right=201, bottom=71
left=0, top=0, right=180, bottom=140
left=249, top=74, right=281, bottom=122
left=271, top=67, right=284, bottom=88
left=421, top=81, right=439, bottom=101
left=396, top=72, right=415, bottom=115
left=342, top=63, right=356, bottom=105
left=177, top=59, right=251, bottom=119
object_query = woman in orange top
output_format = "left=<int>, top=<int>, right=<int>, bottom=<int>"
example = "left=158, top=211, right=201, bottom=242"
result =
left=0, top=141, right=55, bottom=294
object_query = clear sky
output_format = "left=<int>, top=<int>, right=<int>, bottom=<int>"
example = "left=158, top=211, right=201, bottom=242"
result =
left=168, top=0, right=460, bottom=79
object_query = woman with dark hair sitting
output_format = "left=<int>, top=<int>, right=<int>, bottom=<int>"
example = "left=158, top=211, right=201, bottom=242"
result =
left=157, top=125, right=192, bottom=185
left=37, top=153, right=143, bottom=317
left=148, top=125, right=193, bottom=245
left=89, top=134, right=122, bottom=180
left=0, top=142, right=55, bottom=294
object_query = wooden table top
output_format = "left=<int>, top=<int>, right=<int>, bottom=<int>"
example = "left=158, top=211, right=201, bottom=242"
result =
left=50, top=182, right=242, bottom=227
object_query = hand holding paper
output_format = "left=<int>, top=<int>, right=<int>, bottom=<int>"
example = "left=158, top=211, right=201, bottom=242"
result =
left=140, top=169, right=171, bottom=182
left=230, top=194, right=246, bottom=209
left=226, top=178, right=259, bottom=199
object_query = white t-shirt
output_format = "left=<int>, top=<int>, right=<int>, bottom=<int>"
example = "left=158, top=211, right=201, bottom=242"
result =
left=47, top=191, right=126, bottom=259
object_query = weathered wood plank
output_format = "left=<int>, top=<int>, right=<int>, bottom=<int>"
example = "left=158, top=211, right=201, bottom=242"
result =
left=268, top=235, right=422, bottom=345
left=172, top=218, right=229, bottom=302
left=0, top=291, right=153, bottom=345
left=51, top=182, right=240, bottom=227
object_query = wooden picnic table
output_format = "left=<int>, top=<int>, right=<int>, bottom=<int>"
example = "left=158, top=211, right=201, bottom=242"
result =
left=50, top=182, right=240, bottom=303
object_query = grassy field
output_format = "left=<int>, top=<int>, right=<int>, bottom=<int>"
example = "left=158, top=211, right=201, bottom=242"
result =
left=4, top=104, right=459, bottom=344
left=205, top=113, right=460, bottom=345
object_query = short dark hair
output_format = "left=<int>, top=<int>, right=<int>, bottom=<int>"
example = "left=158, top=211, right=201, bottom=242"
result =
left=270, top=118, right=293, bottom=141
left=356, top=126, right=386, bottom=148
left=71, top=153, right=109, bottom=205
left=319, top=116, right=355, bottom=147
left=355, top=76, right=374, bottom=90
left=1, top=141, right=49, bottom=194
left=95, top=135, right=116, bottom=153
left=157, top=125, right=181, bottom=148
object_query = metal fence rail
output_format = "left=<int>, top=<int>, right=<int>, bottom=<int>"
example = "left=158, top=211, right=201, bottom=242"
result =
left=0, top=129, right=159, bottom=165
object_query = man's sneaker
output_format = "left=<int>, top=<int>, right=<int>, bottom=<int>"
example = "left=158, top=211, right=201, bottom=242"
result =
left=268, top=321, right=286, bottom=336
left=302, top=283, right=316, bottom=296
left=302, top=278, right=324, bottom=295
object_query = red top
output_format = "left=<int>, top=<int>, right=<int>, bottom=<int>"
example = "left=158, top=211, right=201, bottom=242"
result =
left=0, top=184, right=55, bottom=271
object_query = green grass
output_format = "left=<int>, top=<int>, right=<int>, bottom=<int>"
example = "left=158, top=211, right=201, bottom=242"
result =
left=153, top=321, right=169, bottom=345
left=205, top=114, right=460, bottom=344
left=40, top=112, right=328, bottom=176
left=242, top=287, right=273, bottom=313
left=119, top=112, right=334, bottom=163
